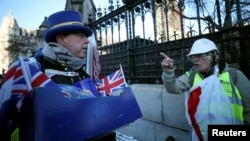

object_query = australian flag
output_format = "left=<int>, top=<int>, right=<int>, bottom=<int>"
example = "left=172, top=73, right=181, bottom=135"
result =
left=96, top=67, right=127, bottom=96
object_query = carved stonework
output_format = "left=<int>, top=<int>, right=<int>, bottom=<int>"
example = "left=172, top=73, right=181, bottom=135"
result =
left=0, top=12, right=38, bottom=74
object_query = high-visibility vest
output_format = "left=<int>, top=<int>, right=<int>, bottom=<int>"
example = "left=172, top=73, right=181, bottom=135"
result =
left=188, top=71, right=244, bottom=123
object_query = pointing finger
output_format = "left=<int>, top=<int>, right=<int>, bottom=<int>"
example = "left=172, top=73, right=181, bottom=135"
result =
left=160, top=52, right=172, bottom=61
left=160, top=52, right=169, bottom=59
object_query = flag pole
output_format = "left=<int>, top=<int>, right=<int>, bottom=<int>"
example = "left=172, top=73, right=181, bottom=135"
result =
left=119, top=64, right=128, bottom=87
left=18, top=56, right=32, bottom=91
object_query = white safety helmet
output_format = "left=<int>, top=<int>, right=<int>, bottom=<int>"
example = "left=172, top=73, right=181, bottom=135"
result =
left=187, top=38, right=218, bottom=56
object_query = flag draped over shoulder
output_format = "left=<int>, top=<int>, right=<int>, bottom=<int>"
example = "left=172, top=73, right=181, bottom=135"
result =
left=185, top=72, right=237, bottom=141
left=0, top=57, right=57, bottom=110
left=96, top=66, right=127, bottom=96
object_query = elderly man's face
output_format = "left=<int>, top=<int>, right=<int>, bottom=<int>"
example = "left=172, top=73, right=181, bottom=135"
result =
left=58, top=33, right=89, bottom=59
left=190, top=53, right=214, bottom=73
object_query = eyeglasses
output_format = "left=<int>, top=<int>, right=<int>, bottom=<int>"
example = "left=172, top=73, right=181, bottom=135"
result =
left=190, top=54, right=207, bottom=58
left=189, top=53, right=211, bottom=61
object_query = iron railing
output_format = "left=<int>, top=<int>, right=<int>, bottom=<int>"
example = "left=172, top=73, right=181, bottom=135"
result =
left=89, top=0, right=250, bottom=84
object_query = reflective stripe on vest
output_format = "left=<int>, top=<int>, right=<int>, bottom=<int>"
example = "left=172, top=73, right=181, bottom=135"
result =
left=190, top=71, right=243, bottom=122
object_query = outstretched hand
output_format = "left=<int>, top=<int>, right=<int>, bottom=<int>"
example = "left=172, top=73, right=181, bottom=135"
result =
left=160, top=52, right=174, bottom=69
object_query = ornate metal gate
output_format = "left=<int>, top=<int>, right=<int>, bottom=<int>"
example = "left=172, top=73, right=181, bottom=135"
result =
left=88, top=0, right=250, bottom=84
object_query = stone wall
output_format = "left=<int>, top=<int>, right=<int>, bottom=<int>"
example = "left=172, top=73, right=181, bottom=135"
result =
left=117, top=84, right=192, bottom=141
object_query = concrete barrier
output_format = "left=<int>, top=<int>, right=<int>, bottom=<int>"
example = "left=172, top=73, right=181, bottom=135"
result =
left=116, top=84, right=191, bottom=141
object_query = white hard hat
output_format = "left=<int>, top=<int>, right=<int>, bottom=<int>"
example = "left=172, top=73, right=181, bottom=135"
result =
left=187, top=38, right=218, bottom=56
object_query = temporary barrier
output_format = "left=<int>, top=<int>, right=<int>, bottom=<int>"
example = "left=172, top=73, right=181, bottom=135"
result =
left=18, top=86, right=142, bottom=141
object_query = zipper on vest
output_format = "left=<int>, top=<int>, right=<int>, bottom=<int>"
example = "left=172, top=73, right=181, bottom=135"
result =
left=70, top=77, right=74, bottom=85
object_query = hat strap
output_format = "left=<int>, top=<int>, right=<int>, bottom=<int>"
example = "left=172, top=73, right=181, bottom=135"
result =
left=50, top=21, right=84, bottom=29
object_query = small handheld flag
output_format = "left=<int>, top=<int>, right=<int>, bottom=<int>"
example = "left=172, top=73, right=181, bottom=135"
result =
left=96, top=65, right=127, bottom=96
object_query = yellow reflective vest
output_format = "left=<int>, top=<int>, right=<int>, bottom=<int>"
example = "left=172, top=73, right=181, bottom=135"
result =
left=187, top=71, right=244, bottom=123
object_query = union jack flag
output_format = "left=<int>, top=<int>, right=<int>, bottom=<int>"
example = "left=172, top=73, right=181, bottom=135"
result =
left=0, top=57, right=57, bottom=110
left=96, top=67, right=127, bottom=96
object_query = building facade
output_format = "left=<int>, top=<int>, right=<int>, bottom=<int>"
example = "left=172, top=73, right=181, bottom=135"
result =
left=0, top=12, right=37, bottom=74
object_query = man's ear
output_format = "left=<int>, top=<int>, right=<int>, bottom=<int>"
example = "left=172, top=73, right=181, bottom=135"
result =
left=56, top=35, right=65, bottom=45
